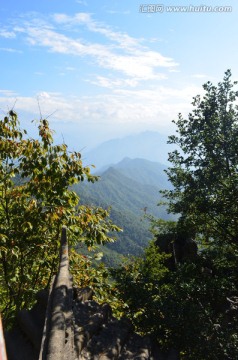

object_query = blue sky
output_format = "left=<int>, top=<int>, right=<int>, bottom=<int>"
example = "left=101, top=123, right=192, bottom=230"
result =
left=0, top=0, right=237, bottom=150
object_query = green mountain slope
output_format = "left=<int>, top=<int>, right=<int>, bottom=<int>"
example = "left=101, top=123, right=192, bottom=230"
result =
left=112, top=157, right=171, bottom=189
left=73, top=158, right=172, bottom=266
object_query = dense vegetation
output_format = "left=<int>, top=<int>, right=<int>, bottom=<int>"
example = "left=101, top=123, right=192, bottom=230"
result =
left=0, top=112, right=119, bottom=325
left=113, top=70, right=238, bottom=359
left=1, top=70, right=238, bottom=359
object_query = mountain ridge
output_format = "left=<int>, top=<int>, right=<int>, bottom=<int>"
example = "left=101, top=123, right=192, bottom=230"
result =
left=74, top=157, right=173, bottom=265
left=83, top=131, right=172, bottom=170
left=111, top=157, right=171, bottom=189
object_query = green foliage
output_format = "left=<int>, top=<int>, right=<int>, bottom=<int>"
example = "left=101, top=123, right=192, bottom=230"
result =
left=163, top=69, right=238, bottom=244
left=113, top=240, right=238, bottom=359
left=70, top=248, right=125, bottom=318
left=0, top=111, right=119, bottom=324
left=147, top=217, right=178, bottom=237
left=113, top=71, right=238, bottom=359
left=112, top=242, right=170, bottom=334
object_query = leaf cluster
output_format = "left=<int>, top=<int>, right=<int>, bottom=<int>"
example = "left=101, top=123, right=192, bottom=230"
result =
left=163, top=69, right=238, bottom=244
left=0, top=111, right=119, bottom=325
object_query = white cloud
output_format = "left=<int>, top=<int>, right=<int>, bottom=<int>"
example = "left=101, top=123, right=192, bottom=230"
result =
left=169, top=69, right=180, bottom=73
left=87, top=76, right=139, bottom=88
left=0, top=89, right=18, bottom=97
left=0, top=30, right=16, bottom=38
left=11, top=12, right=178, bottom=84
left=106, top=10, right=130, bottom=15
left=0, top=83, right=201, bottom=132
left=0, top=47, right=22, bottom=53
left=88, top=72, right=168, bottom=89
left=75, top=0, right=88, bottom=5
left=52, top=12, right=139, bottom=49
left=65, top=66, right=76, bottom=71
left=191, top=74, right=207, bottom=79
left=0, top=11, right=204, bottom=138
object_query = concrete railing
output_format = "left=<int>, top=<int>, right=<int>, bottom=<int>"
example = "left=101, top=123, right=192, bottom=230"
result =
left=39, top=226, right=74, bottom=360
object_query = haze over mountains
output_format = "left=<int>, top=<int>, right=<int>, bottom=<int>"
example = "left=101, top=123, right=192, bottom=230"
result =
left=83, top=131, right=173, bottom=171
left=74, top=150, right=174, bottom=266
left=113, top=157, right=170, bottom=189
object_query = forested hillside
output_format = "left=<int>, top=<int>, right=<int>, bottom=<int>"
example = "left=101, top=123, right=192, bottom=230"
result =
left=112, top=157, right=172, bottom=188
left=74, top=158, right=172, bottom=265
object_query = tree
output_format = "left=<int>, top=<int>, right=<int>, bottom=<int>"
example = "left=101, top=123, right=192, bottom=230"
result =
left=113, top=242, right=238, bottom=359
left=113, top=224, right=238, bottom=359
left=113, top=71, right=238, bottom=359
left=163, top=69, right=238, bottom=245
left=111, top=242, right=170, bottom=339
left=0, top=111, right=119, bottom=324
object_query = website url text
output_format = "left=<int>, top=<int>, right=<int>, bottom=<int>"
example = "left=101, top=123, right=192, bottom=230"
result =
left=139, top=4, right=232, bottom=13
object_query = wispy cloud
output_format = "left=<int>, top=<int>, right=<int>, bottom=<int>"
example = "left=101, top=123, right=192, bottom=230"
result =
left=0, top=30, right=16, bottom=38
left=0, top=47, right=22, bottom=53
left=0, top=89, right=18, bottom=97
left=65, top=66, right=76, bottom=71
left=0, top=83, right=201, bottom=130
left=191, top=74, right=207, bottom=79
left=0, top=11, right=194, bottom=137
left=87, top=74, right=167, bottom=89
left=169, top=69, right=180, bottom=73
left=9, top=12, right=178, bottom=84
left=52, top=12, right=138, bottom=48
left=106, top=9, right=130, bottom=15
left=75, top=0, right=88, bottom=5
left=87, top=76, right=140, bottom=88
left=87, top=75, right=138, bottom=89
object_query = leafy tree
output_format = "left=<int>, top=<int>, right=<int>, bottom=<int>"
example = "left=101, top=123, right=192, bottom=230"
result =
left=113, top=237, right=238, bottom=359
left=113, top=71, right=238, bottom=359
left=70, top=249, right=125, bottom=318
left=163, top=69, right=238, bottom=244
left=0, top=111, right=119, bottom=324
left=111, top=242, right=170, bottom=336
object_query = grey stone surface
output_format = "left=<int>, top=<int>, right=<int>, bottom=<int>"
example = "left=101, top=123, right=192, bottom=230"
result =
left=5, top=228, right=179, bottom=360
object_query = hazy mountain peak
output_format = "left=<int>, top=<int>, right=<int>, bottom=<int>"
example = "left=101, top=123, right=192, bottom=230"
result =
left=84, top=131, right=171, bottom=170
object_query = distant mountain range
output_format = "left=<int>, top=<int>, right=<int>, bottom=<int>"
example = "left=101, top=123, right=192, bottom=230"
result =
left=74, top=157, right=174, bottom=266
left=83, top=131, right=173, bottom=170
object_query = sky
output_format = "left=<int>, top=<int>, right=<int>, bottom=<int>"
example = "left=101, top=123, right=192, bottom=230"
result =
left=0, top=0, right=237, bottom=151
